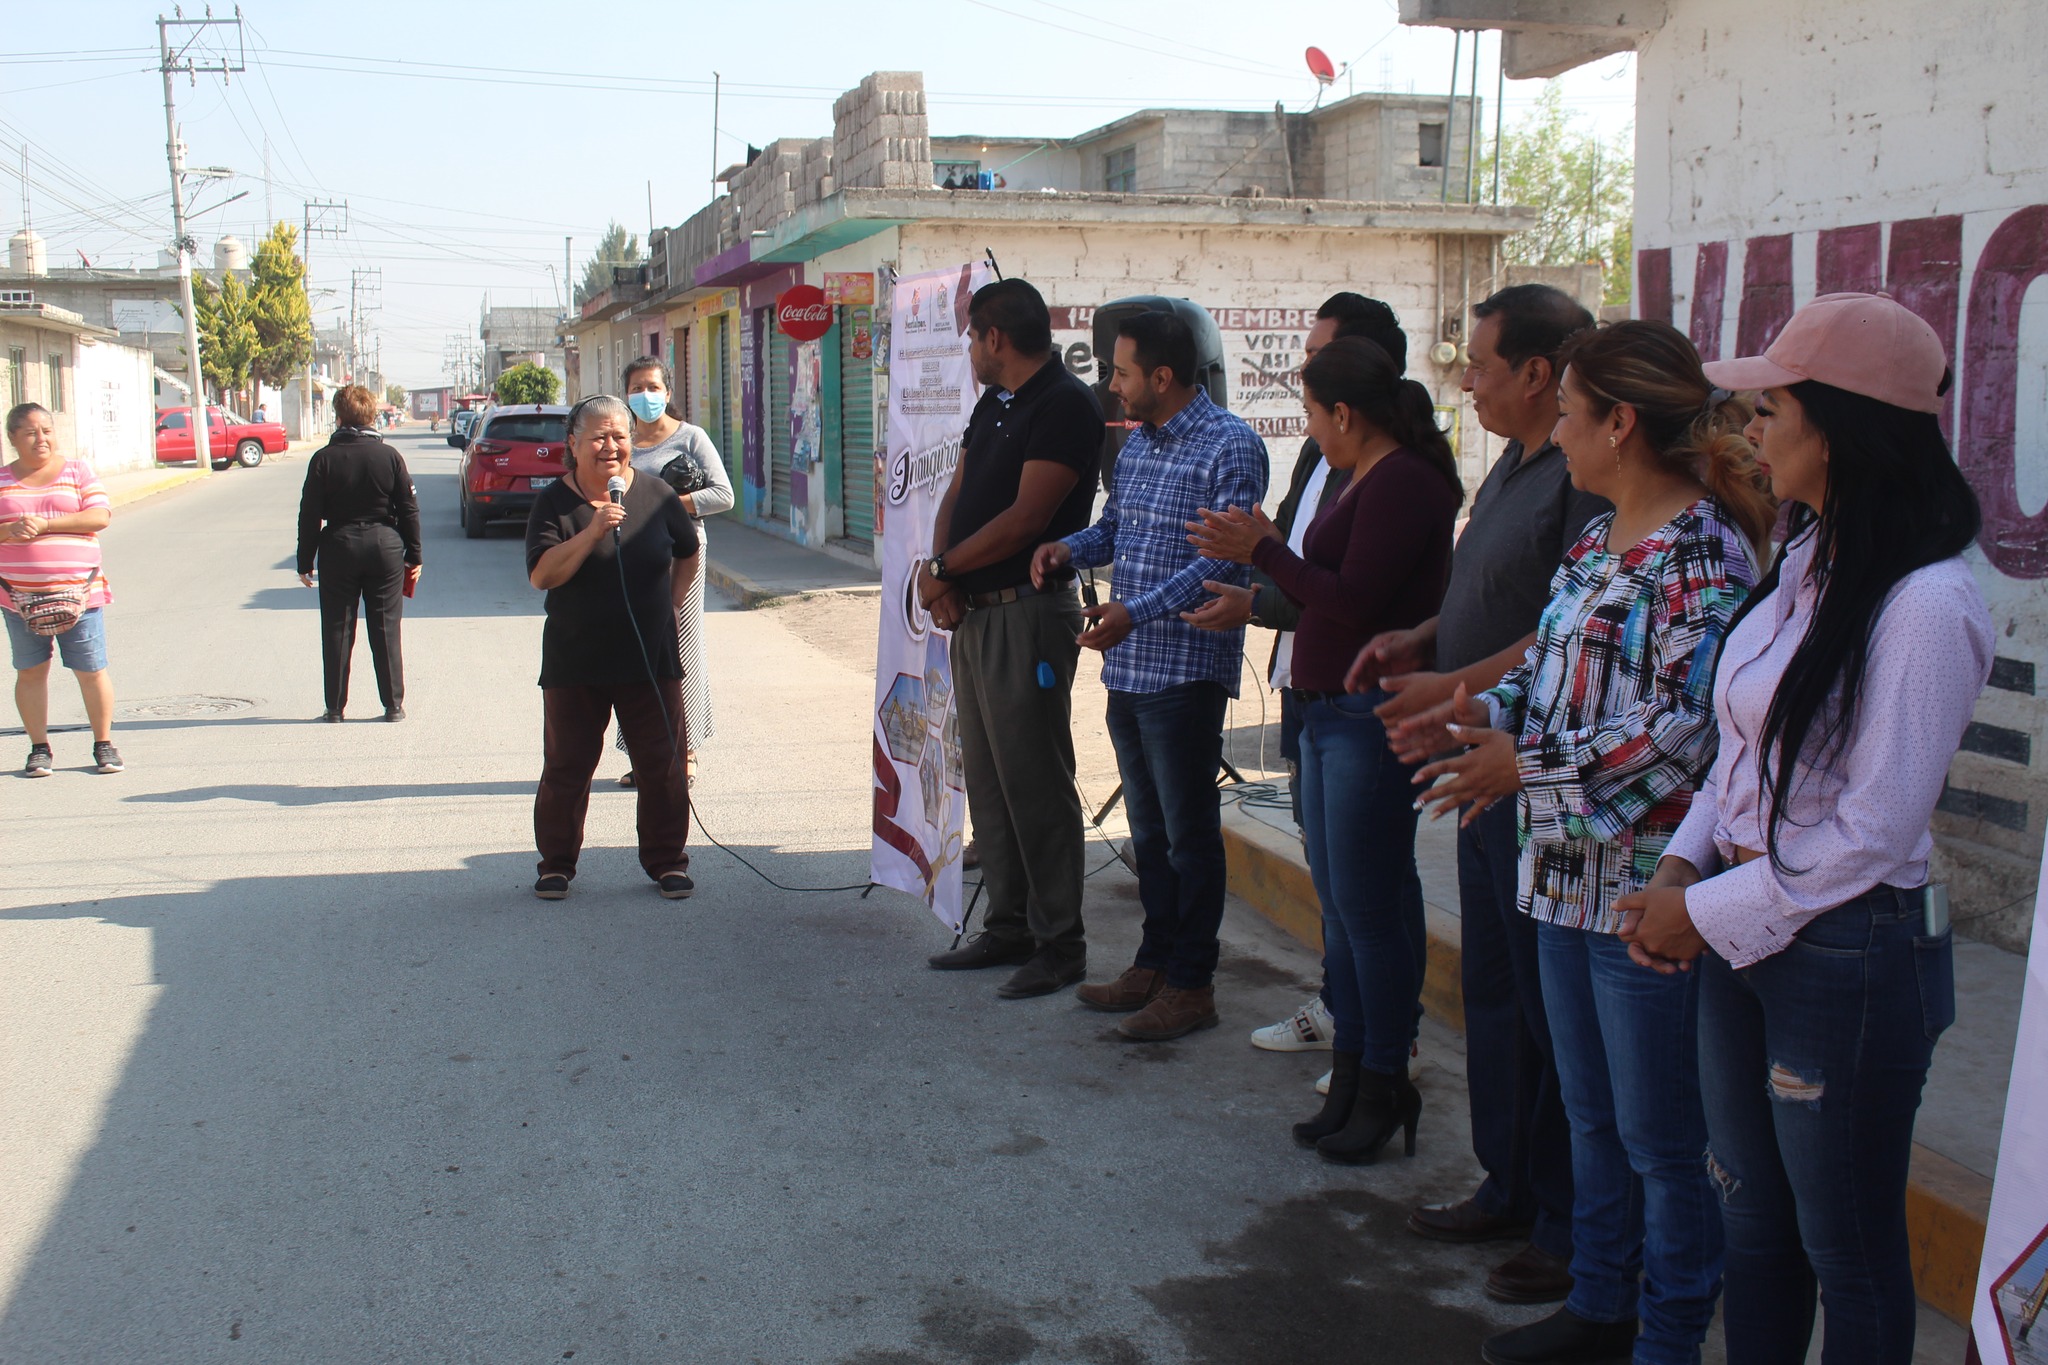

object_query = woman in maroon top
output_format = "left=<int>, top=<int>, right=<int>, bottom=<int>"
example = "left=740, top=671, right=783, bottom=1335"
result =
left=1191, top=337, right=1463, bottom=1161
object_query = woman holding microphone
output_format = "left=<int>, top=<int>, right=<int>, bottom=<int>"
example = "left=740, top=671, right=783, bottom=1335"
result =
left=526, top=394, right=700, bottom=902
left=1617, top=294, right=1990, bottom=1365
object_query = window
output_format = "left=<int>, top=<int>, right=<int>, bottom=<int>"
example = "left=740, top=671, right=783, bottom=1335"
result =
left=1419, top=122, right=1445, bottom=169
left=483, top=414, right=567, bottom=443
left=7, top=347, right=23, bottom=407
left=934, top=160, right=980, bottom=189
left=45, top=351, right=63, bottom=412
left=160, top=411, right=188, bottom=429
left=1103, top=145, right=1138, bottom=193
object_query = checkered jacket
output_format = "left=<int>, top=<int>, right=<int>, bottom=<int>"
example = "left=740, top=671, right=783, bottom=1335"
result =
left=1482, top=498, right=1758, bottom=933
left=1062, top=390, right=1269, bottom=696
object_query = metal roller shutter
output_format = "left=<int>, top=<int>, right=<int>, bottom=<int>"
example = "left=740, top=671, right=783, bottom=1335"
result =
left=715, top=314, right=734, bottom=464
left=768, top=326, right=792, bottom=524
left=838, top=309, right=875, bottom=547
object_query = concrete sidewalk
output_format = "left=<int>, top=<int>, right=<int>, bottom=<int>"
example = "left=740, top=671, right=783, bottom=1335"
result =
left=703, top=520, right=879, bottom=607
left=1219, top=789, right=2021, bottom=1328
left=99, top=440, right=321, bottom=511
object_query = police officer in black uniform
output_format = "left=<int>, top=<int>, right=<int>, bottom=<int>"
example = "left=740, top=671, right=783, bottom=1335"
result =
left=296, top=383, right=422, bottom=721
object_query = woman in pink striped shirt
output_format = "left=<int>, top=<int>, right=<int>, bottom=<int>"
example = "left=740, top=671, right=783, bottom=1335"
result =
left=1, top=403, right=122, bottom=776
left=1617, top=295, right=1990, bottom=1365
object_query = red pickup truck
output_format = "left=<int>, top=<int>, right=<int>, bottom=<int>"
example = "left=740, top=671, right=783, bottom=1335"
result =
left=154, top=406, right=290, bottom=469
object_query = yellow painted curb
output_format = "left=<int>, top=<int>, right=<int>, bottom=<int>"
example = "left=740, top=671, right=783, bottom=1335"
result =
left=106, top=469, right=206, bottom=509
left=1221, top=802, right=1989, bottom=1326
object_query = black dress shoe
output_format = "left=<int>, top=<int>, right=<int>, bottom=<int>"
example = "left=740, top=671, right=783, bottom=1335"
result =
left=996, top=951, right=1085, bottom=999
left=1480, top=1307, right=1635, bottom=1365
left=321, top=710, right=344, bottom=723
left=1407, top=1196, right=1535, bottom=1244
left=927, top=932, right=1036, bottom=971
left=383, top=706, right=406, bottom=722
left=1485, top=1243, right=1574, bottom=1304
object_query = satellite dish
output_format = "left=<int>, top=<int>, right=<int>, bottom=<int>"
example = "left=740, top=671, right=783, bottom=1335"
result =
left=1305, top=47, right=1338, bottom=85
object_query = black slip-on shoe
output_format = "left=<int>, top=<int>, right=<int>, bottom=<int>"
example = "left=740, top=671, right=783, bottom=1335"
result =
left=927, top=932, right=1035, bottom=971
left=534, top=874, right=569, bottom=901
left=658, top=873, right=695, bottom=900
left=996, top=952, right=1086, bottom=999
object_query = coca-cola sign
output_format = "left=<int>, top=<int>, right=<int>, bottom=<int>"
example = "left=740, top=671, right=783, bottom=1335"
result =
left=776, top=284, right=833, bottom=342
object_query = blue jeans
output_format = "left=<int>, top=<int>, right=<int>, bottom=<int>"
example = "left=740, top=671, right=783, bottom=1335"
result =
left=1104, top=682, right=1228, bottom=989
left=6, top=605, right=108, bottom=672
left=1299, top=691, right=1425, bottom=1075
left=1699, top=886, right=1952, bottom=1365
left=1459, top=798, right=1574, bottom=1259
left=1539, top=921, right=1722, bottom=1364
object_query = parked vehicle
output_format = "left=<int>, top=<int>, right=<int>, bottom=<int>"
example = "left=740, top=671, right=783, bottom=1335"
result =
left=446, top=408, right=478, bottom=449
left=154, top=406, right=289, bottom=469
left=458, top=404, right=570, bottom=538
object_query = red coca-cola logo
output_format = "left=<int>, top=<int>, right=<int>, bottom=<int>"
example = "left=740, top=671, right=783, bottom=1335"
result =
left=776, top=285, right=833, bottom=341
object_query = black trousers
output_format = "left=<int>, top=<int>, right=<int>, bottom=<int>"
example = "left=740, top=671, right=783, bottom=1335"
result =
left=318, top=522, right=406, bottom=712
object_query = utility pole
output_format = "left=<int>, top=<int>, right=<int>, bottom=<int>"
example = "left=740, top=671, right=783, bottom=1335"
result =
left=158, top=7, right=244, bottom=477
left=349, top=267, right=381, bottom=386
left=563, top=236, right=572, bottom=315
left=301, top=199, right=346, bottom=439
left=711, top=72, right=721, bottom=200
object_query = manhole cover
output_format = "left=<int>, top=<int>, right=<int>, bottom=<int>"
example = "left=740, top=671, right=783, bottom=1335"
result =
left=116, top=695, right=259, bottom=719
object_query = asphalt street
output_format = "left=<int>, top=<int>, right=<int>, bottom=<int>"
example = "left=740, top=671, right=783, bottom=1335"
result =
left=0, top=433, right=1917, bottom=1363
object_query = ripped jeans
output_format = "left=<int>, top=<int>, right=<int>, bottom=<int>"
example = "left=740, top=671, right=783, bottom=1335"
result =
left=1699, top=885, right=1955, bottom=1365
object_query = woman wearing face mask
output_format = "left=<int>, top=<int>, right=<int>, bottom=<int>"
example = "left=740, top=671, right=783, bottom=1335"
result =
left=1615, top=295, right=1990, bottom=1365
left=1408, top=320, right=1775, bottom=1365
left=614, top=355, right=732, bottom=790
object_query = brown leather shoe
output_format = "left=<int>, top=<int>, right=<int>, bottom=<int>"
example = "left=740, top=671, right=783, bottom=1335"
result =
left=1406, top=1196, right=1535, bottom=1244
left=1117, top=985, right=1219, bottom=1041
left=1075, top=966, right=1164, bottom=1013
left=1484, top=1243, right=1574, bottom=1305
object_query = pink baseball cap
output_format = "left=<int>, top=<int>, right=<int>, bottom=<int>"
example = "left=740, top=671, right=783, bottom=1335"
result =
left=1702, top=292, right=1951, bottom=414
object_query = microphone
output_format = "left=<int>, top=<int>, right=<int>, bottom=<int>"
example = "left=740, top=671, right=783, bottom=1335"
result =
left=606, top=475, right=626, bottom=544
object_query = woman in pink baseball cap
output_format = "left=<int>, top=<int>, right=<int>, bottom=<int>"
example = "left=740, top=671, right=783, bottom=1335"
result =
left=1616, top=292, right=1991, bottom=1365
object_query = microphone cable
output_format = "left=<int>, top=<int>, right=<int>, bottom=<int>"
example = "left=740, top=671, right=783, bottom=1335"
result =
left=615, top=536, right=872, bottom=895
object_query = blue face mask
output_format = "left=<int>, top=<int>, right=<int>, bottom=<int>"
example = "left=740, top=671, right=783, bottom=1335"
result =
left=626, top=391, right=667, bottom=423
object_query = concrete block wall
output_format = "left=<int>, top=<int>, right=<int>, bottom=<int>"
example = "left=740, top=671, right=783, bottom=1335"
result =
left=732, top=139, right=806, bottom=237
left=1147, top=110, right=1303, bottom=197
left=796, top=136, right=836, bottom=209
left=831, top=71, right=933, bottom=191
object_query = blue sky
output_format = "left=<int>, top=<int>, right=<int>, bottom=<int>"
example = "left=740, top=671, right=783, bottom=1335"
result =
left=2, top=1, right=1634, bottom=386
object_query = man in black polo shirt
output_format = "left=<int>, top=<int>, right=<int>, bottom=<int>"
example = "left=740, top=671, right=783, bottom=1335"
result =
left=1355, top=283, right=1602, bottom=1307
left=920, top=278, right=1105, bottom=999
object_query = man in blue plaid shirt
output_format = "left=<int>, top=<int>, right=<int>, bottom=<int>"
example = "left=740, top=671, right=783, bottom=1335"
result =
left=1031, top=310, right=1269, bottom=1041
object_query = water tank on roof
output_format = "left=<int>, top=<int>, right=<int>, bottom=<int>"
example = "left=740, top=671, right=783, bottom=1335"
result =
left=213, top=234, right=248, bottom=272
left=9, top=228, right=46, bottom=277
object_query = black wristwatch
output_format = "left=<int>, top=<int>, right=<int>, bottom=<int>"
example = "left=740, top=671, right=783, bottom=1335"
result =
left=928, top=554, right=950, bottom=582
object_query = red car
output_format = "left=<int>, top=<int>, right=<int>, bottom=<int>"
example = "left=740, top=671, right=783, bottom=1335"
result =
left=458, top=404, right=570, bottom=537
left=154, top=406, right=289, bottom=469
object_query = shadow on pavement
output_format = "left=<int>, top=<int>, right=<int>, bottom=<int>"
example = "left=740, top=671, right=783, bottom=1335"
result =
left=0, top=850, right=1510, bottom=1363
left=124, top=780, right=537, bottom=806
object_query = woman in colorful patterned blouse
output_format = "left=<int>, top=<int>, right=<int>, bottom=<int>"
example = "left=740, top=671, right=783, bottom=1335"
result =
left=1617, top=295, right=1989, bottom=1365
left=0, top=402, right=121, bottom=776
left=1410, top=321, right=1775, bottom=1365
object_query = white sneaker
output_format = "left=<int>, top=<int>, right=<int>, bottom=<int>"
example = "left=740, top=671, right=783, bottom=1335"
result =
left=1314, top=1042, right=1423, bottom=1094
left=1251, top=996, right=1336, bottom=1052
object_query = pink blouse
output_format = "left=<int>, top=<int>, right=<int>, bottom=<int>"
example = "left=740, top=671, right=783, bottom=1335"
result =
left=1667, top=527, right=1993, bottom=967
left=0, top=459, right=113, bottom=612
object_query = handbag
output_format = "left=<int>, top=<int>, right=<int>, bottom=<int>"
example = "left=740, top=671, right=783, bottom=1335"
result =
left=660, top=447, right=715, bottom=497
left=0, top=568, right=99, bottom=637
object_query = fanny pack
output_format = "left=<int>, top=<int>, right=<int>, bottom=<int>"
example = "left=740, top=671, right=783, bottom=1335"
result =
left=0, top=569, right=99, bottom=636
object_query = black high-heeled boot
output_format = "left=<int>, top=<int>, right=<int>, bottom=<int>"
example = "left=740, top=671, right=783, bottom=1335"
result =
left=1316, top=1064, right=1421, bottom=1165
left=1292, top=1051, right=1361, bottom=1147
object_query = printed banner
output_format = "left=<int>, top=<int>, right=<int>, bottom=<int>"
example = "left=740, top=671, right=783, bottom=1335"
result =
left=1975, top=834, right=2048, bottom=1362
left=869, top=260, right=992, bottom=929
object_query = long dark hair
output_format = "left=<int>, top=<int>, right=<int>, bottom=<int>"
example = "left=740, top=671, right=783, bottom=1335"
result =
left=622, top=354, right=683, bottom=421
left=1729, top=379, right=1981, bottom=871
left=1300, top=337, right=1463, bottom=504
left=1560, top=320, right=1777, bottom=558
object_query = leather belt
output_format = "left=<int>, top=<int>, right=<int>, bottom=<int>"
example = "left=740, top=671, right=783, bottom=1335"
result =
left=966, top=581, right=1052, bottom=609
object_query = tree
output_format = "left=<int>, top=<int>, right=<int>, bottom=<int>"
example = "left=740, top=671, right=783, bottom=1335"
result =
left=192, top=271, right=259, bottom=404
left=1483, top=83, right=1636, bottom=308
left=385, top=383, right=408, bottom=409
left=495, top=362, right=560, bottom=405
left=249, top=222, right=313, bottom=391
left=576, top=221, right=641, bottom=306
